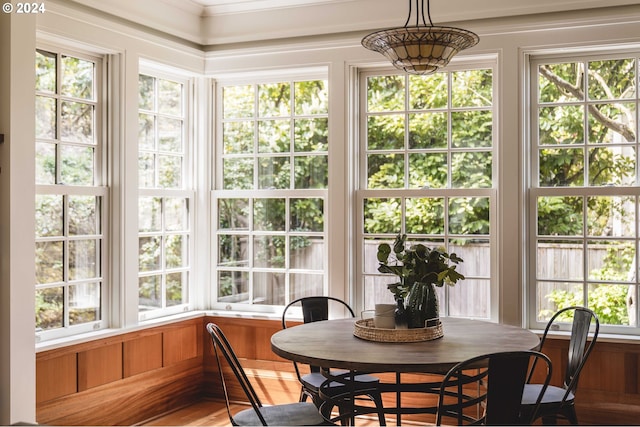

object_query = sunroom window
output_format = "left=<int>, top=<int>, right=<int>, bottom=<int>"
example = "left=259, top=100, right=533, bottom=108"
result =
left=213, top=76, right=328, bottom=310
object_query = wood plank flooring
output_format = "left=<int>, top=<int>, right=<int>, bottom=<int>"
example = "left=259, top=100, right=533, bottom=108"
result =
left=138, top=398, right=427, bottom=426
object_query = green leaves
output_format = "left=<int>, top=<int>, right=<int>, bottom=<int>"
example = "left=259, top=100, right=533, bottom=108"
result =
left=377, top=234, right=465, bottom=299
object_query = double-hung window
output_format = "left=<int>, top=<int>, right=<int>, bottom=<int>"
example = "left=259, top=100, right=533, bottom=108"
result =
left=529, top=52, right=640, bottom=332
left=35, top=47, right=107, bottom=340
left=358, top=65, right=496, bottom=319
left=213, top=75, right=328, bottom=310
left=138, top=68, right=192, bottom=319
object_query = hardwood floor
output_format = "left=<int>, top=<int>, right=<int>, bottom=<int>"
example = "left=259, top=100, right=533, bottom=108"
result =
left=138, top=398, right=426, bottom=426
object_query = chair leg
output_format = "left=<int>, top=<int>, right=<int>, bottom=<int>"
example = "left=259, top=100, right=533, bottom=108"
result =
left=299, top=387, right=307, bottom=403
left=541, top=415, right=558, bottom=425
left=563, top=405, right=579, bottom=425
left=370, top=392, right=386, bottom=426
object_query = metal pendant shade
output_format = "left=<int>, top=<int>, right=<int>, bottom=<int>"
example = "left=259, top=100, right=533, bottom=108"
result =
left=361, top=0, right=479, bottom=75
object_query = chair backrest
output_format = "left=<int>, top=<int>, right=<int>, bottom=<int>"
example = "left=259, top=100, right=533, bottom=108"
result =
left=436, top=350, right=552, bottom=426
left=206, top=322, right=267, bottom=426
left=282, top=296, right=355, bottom=376
left=533, top=306, right=599, bottom=398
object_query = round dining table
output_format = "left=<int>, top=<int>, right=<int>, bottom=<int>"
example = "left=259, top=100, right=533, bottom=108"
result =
left=271, top=317, right=541, bottom=425
left=271, top=317, right=540, bottom=374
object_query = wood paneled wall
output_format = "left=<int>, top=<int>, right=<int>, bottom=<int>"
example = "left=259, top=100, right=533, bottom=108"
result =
left=36, top=315, right=640, bottom=425
left=36, top=318, right=204, bottom=426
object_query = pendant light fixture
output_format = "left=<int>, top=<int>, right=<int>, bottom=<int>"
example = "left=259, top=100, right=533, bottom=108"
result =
left=361, top=0, right=479, bottom=75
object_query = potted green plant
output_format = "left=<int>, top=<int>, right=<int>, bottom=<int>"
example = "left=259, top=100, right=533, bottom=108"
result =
left=377, top=234, right=465, bottom=328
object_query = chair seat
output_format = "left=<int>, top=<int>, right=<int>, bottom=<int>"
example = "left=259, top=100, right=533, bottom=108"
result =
left=522, top=383, right=575, bottom=405
left=301, top=371, right=380, bottom=394
left=233, top=402, right=329, bottom=426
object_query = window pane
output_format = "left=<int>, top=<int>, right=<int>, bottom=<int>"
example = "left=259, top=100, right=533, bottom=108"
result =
left=291, top=236, right=324, bottom=269
left=218, top=235, right=248, bottom=266
left=588, top=283, right=633, bottom=326
left=60, top=101, right=94, bottom=144
left=294, top=80, right=328, bottom=115
left=291, top=198, right=324, bottom=232
left=294, top=155, right=327, bottom=189
left=364, top=198, right=401, bottom=234
left=451, top=152, right=492, bottom=188
left=61, top=55, right=94, bottom=99
left=35, top=241, right=63, bottom=284
left=36, top=287, right=64, bottom=330
left=588, top=58, right=635, bottom=100
left=367, top=153, right=404, bottom=189
left=218, top=198, right=249, bottom=230
left=406, top=197, right=445, bottom=235
left=158, top=117, right=182, bottom=153
left=69, top=282, right=100, bottom=325
left=60, top=144, right=94, bottom=186
left=223, top=85, right=254, bottom=119
left=139, top=197, right=162, bottom=232
left=452, top=69, right=492, bottom=107
left=158, top=79, right=182, bottom=116
left=587, top=196, right=634, bottom=237
left=450, top=238, right=490, bottom=277
left=139, top=236, right=161, bottom=271
left=539, top=105, right=584, bottom=145
left=409, top=73, right=447, bottom=109
left=218, top=271, right=248, bottom=300
left=254, top=198, right=286, bottom=231
left=257, top=156, right=289, bottom=189
left=537, top=196, right=583, bottom=236
left=449, top=197, right=490, bottom=235
left=588, top=103, right=636, bottom=143
left=259, top=82, right=290, bottom=117
left=294, top=118, right=328, bottom=152
left=367, top=75, right=404, bottom=112
left=537, top=240, right=584, bottom=280
left=451, top=110, right=492, bottom=148
left=139, top=275, right=161, bottom=310
left=139, top=152, right=155, bottom=188
left=409, top=153, right=447, bottom=189
left=165, top=197, right=187, bottom=231
left=587, top=240, right=635, bottom=282
left=139, top=113, right=156, bottom=150
left=535, top=281, right=584, bottom=322
left=69, top=195, right=99, bottom=236
left=223, top=158, right=253, bottom=189
left=166, top=234, right=186, bottom=269
left=36, top=50, right=56, bottom=93
left=539, top=148, right=584, bottom=187
left=290, top=273, right=324, bottom=300
left=158, top=154, right=182, bottom=188
left=138, top=74, right=155, bottom=110
left=253, top=272, right=285, bottom=305
left=254, top=235, right=285, bottom=268
left=166, top=272, right=186, bottom=306
left=223, top=121, right=254, bottom=154
left=258, top=119, right=290, bottom=153
left=368, top=115, right=404, bottom=150
left=408, top=112, right=447, bottom=149
left=36, top=96, right=56, bottom=140
left=538, top=62, right=584, bottom=103
left=35, top=194, right=63, bottom=237
left=35, top=142, right=56, bottom=185
left=447, top=279, right=489, bottom=317
left=588, top=146, right=635, bottom=186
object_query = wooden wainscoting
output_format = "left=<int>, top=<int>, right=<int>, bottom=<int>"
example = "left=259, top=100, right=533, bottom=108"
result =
left=36, top=315, right=640, bottom=425
left=36, top=317, right=204, bottom=426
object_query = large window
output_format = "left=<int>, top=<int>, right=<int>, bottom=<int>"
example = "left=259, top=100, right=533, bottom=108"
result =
left=35, top=48, right=107, bottom=340
left=138, top=70, right=192, bottom=320
left=213, top=77, right=328, bottom=310
left=358, top=67, right=496, bottom=319
left=529, top=53, right=640, bottom=332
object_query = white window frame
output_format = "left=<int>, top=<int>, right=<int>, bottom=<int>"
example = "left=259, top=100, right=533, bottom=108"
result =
left=35, top=44, right=109, bottom=342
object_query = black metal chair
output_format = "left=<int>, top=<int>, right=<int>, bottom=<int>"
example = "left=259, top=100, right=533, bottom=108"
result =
left=435, top=350, right=553, bottom=426
left=206, top=322, right=332, bottom=426
left=521, top=306, right=600, bottom=425
left=281, top=296, right=386, bottom=425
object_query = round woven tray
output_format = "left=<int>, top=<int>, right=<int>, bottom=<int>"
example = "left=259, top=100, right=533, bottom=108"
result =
left=353, top=318, right=443, bottom=342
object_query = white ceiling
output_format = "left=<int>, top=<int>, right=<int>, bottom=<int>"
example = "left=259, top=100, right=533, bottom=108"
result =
left=64, top=0, right=640, bottom=47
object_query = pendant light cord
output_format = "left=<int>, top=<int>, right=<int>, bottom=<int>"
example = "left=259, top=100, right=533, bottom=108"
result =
left=404, top=0, right=433, bottom=28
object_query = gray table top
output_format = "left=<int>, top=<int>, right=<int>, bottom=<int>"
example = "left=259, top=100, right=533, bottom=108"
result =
left=271, top=317, right=540, bottom=374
